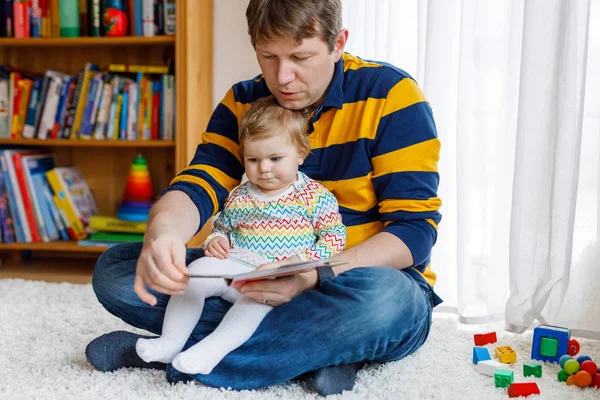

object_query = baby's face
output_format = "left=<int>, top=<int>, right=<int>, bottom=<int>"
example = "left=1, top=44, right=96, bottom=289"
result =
left=243, top=134, right=304, bottom=196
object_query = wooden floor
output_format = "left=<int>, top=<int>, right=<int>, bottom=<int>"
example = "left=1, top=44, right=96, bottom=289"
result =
left=0, top=253, right=97, bottom=284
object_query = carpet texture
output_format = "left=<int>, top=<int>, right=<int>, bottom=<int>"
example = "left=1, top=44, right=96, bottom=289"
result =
left=0, top=279, right=598, bottom=400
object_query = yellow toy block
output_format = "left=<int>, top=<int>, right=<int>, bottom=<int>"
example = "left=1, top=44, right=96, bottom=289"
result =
left=495, top=346, right=517, bottom=364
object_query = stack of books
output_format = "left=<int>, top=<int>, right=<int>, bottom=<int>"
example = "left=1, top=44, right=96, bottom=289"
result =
left=80, top=215, right=146, bottom=247
left=0, top=148, right=97, bottom=243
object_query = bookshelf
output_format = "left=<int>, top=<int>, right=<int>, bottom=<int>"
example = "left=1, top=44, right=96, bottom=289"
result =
left=0, top=0, right=213, bottom=271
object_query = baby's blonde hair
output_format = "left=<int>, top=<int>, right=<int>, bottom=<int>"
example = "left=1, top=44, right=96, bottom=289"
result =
left=238, top=96, right=311, bottom=159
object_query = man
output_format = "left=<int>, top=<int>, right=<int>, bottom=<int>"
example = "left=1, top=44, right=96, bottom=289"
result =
left=86, top=0, right=443, bottom=396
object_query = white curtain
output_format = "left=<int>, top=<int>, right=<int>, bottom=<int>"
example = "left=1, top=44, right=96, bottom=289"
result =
left=342, top=0, right=600, bottom=337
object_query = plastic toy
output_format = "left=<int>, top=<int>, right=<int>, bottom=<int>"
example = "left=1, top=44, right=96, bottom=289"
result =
left=476, top=359, right=504, bottom=376
left=507, top=382, right=540, bottom=398
left=117, top=154, right=153, bottom=222
left=556, top=353, right=599, bottom=389
left=523, top=362, right=542, bottom=378
left=474, top=332, right=497, bottom=346
left=531, top=324, right=580, bottom=363
left=473, top=347, right=491, bottom=364
left=494, top=369, right=514, bottom=388
left=495, top=346, right=517, bottom=364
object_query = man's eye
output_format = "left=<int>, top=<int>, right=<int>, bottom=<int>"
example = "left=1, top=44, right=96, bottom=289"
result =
left=262, top=54, right=274, bottom=59
left=292, top=55, right=309, bottom=61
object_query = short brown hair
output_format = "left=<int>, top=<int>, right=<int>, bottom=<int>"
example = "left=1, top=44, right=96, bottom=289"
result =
left=239, top=96, right=311, bottom=159
left=246, top=0, right=342, bottom=52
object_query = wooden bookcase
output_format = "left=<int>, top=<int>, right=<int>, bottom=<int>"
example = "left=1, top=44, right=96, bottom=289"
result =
left=0, top=0, right=213, bottom=278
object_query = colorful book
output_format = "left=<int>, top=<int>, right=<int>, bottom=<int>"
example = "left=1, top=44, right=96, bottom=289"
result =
left=21, top=153, right=59, bottom=242
left=45, top=166, right=97, bottom=234
left=90, top=231, right=144, bottom=242
left=88, top=215, right=147, bottom=233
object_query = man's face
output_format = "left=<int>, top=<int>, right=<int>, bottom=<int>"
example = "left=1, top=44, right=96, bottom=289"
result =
left=255, top=33, right=346, bottom=110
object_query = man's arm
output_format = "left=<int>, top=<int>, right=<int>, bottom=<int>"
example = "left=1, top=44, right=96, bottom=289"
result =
left=144, top=190, right=200, bottom=245
left=329, top=232, right=412, bottom=275
left=133, top=191, right=200, bottom=305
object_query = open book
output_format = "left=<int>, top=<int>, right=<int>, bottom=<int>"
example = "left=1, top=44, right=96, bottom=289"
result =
left=188, top=259, right=345, bottom=283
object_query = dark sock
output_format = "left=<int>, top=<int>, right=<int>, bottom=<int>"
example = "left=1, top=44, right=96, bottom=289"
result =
left=85, top=330, right=166, bottom=372
left=311, top=362, right=363, bottom=396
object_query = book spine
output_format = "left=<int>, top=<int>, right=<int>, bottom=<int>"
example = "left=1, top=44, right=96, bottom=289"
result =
left=141, top=0, right=153, bottom=36
left=0, top=167, right=16, bottom=244
left=22, top=78, right=42, bottom=139
left=30, top=0, right=42, bottom=37
left=31, top=174, right=59, bottom=241
left=13, top=153, right=41, bottom=242
left=15, top=78, right=32, bottom=137
left=89, top=216, right=146, bottom=233
left=23, top=161, right=51, bottom=242
left=93, top=80, right=113, bottom=140
left=162, top=0, right=173, bottom=35
left=0, top=153, right=25, bottom=242
left=88, top=0, right=100, bottom=36
left=42, top=180, right=69, bottom=240
left=0, top=78, right=9, bottom=138
left=3, top=0, right=14, bottom=38
left=50, top=76, right=72, bottom=139
left=36, top=76, right=62, bottom=139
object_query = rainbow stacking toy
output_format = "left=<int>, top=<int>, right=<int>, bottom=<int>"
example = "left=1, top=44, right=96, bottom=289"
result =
left=117, top=154, right=153, bottom=222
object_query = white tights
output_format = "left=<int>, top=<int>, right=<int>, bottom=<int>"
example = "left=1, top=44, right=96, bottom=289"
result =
left=135, top=249, right=272, bottom=375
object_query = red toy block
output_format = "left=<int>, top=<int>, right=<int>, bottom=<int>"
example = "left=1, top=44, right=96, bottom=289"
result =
left=508, top=382, right=540, bottom=398
left=474, top=332, right=497, bottom=346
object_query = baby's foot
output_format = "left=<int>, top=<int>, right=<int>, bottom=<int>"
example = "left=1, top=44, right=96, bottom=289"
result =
left=135, top=337, right=183, bottom=364
left=171, top=344, right=224, bottom=375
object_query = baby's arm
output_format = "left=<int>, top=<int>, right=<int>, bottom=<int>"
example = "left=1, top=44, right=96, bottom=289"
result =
left=299, top=187, right=347, bottom=261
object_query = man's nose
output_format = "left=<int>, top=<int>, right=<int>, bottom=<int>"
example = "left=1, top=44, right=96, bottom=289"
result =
left=276, top=60, right=295, bottom=86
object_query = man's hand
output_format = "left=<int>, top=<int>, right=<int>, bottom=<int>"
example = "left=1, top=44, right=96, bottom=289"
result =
left=230, top=257, right=319, bottom=306
left=204, top=237, right=230, bottom=259
left=133, top=232, right=189, bottom=306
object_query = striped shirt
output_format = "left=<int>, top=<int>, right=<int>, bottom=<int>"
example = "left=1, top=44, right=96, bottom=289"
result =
left=164, top=52, right=441, bottom=287
left=204, top=172, right=346, bottom=262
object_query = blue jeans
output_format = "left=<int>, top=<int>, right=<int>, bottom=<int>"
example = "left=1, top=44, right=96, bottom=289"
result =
left=92, top=242, right=440, bottom=390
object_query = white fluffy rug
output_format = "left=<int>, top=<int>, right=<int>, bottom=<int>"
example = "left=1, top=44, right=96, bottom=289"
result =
left=1, top=279, right=599, bottom=400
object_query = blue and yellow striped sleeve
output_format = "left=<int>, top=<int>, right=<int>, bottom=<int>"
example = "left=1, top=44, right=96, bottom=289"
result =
left=161, top=88, right=246, bottom=231
left=371, top=77, right=442, bottom=267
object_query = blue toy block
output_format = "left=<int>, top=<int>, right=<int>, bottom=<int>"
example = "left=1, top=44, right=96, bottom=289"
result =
left=473, top=347, right=491, bottom=364
left=531, top=324, right=570, bottom=363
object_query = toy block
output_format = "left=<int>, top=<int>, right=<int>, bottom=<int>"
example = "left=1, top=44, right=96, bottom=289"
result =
left=508, top=382, right=540, bottom=398
left=495, top=346, right=517, bottom=364
left=531, top=324, right=571, bottom=363
left=473, top=347, right=491, bottom=364
left=540, top=337, right=558, bottom=357
left=474, top=332, right=497, bottom=346
left=494, top=369, right=514, bottom=388
left=476, top=360, right=504, bottom=376
left=523, top=362, right=542, bottom=378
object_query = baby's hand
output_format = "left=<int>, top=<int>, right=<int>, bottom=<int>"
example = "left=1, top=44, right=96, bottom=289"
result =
left=204, top=237, right=230, bottom=259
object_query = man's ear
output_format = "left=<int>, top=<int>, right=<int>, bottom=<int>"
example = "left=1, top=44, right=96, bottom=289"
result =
left=333, top=29, right=349, bottom=61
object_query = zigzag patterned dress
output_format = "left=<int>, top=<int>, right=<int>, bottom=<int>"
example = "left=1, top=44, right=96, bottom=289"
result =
left=204, top=172, right=346, bottom=263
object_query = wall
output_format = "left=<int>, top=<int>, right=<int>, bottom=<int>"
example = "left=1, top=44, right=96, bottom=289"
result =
left=213, top=0, right=261, bottom=108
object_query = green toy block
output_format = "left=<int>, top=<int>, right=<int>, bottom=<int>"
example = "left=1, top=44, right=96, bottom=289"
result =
left=540, top=337, right=559, bottom=357
left=523, top=362, right=542, bottom=378
left=494, top=369, right=514, bottom=388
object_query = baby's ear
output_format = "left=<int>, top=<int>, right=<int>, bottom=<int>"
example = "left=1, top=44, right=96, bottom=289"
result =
left=297, top=151, right=306, bottom=165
